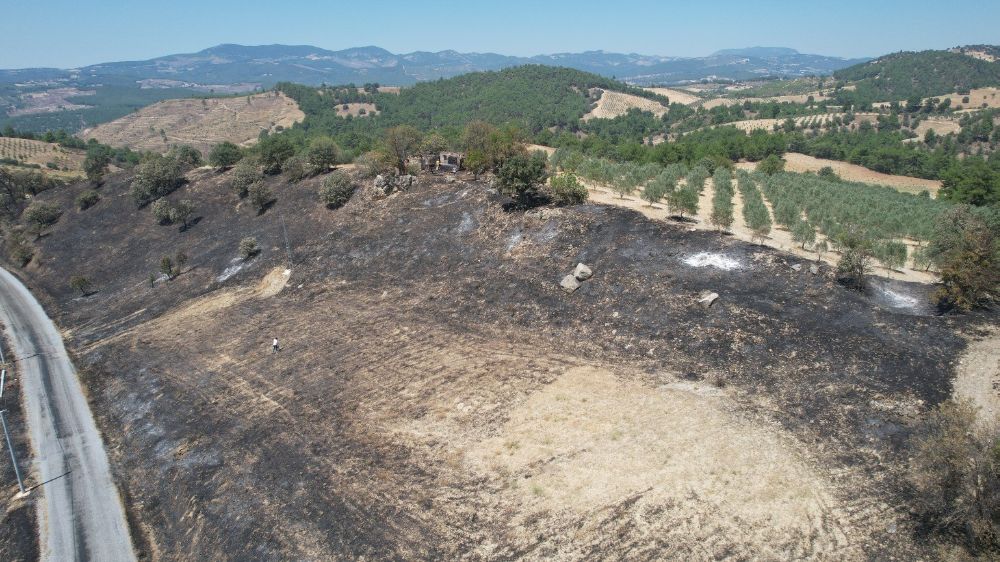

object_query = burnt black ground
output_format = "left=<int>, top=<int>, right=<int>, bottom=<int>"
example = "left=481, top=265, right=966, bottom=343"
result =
left=2, top=166, right=994, bottom=559
left=0, top=332, right=38, bottom=562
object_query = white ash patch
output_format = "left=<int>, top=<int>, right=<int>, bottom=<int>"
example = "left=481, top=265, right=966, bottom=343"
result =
left=217, top=259, right=245, bottom=282
left=683, top=252, right=743, bottom=271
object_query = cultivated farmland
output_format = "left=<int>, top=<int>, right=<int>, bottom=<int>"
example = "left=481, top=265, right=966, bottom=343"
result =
left=0, top=137, right=85, bottom=177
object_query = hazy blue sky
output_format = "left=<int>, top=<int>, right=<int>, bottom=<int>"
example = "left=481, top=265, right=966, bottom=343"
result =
left=2, top=0, right=998, bottom=68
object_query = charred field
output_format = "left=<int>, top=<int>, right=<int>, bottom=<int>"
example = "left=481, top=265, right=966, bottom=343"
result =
left=4, top=165, right=994, bottom=560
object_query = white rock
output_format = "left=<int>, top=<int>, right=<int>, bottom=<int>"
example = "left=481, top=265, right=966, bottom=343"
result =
left=574, top=263, right=593, bottom=281
left=560, top=275, right=581, bottom=293
left=697, top=291, right=719, bottom=309
left=809, top=264, right=820, bottom=275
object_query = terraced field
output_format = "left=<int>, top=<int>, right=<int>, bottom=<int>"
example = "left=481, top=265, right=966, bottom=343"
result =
left=83, top=92, right=304, bottom=154
left=583, top=90, right=670, bottom=120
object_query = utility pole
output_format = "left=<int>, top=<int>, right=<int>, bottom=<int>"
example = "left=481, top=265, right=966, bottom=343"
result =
left=279, top=213, right=293, bottom=266
left=0, top=410, right=25, bottom=494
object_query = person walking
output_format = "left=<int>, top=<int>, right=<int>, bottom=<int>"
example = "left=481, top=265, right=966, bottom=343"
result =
left=272, top=338, right=280, bottom=353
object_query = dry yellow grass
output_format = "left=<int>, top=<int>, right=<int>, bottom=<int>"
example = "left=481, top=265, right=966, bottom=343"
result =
left=641, top=87, right=700, bottom=105
left=83, top=92, right=304, bottom=154
left=583, top=90, right=670, bottom=120
left=912, top=118, right=961, bottom=137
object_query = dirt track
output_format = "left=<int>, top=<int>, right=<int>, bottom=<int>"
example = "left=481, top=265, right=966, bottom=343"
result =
left=6, top=168, right=991, bottom=560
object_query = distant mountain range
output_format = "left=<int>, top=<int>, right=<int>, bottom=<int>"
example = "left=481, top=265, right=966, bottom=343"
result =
left=0, top=44, right=868, bottom=88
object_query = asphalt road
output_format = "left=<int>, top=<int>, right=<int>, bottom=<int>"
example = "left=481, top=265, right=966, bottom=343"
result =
left=0, top=267, right=135, bottom=562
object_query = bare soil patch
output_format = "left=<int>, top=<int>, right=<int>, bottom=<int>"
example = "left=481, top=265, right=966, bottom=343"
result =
left=953, top=327, right=1000, bottom=427
left=83, top=92, right=304, bottom=154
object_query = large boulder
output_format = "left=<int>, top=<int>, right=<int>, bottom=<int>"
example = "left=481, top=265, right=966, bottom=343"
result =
left=574, top=263, right=593, bottom=281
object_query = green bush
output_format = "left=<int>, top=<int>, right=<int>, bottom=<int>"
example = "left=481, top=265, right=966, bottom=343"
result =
left=282, top=154, right=309, bottom=183
left=230, top=159, right=261, bottom=198
left=23, top=202, right=62, bottom=233
left=319, top=171, right=356, bottom=209
left=238, top=237, right=259, bottom=260
left=75, top=190, right=100, bottom=210
left=130, top=154, right=184, bottom=207
left=756, top=154, right=786, bottom=175
left=151, top=199, right=173, bottom=224
left=548, top=174, right=588, bottom=206
left=208, top=141, right=243, bottom=169
left=69, top=275, right=92, bottom=296
left=307, top=136, right=341, bottom=174
left=248, top=181, right=273, bottom=215
left=495, top=151, right=549, bottom=208
left=167, top=145, right=203, bottom=169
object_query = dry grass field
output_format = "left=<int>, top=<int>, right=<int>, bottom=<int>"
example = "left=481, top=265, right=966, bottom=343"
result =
left=912, top=117, right=961, bottom=137
left=583, top=90, right=670, bottom=120
left=83, top=92, right=304, bottom=154
left=642, top=87, right=701, bottom=105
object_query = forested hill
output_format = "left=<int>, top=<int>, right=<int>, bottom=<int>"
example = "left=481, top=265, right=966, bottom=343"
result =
left=833, top=49, right=1000, bottom=104
left=278, top=66, right=665, bottom=150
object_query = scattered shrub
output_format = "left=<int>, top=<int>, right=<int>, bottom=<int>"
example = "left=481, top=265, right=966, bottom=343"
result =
left=238, top=237, right=259, bottom=261
left=23, top=202, right=62, bottom=236
left=248, top=181, right=274, bottom=215
left=354, top=150, right=395, bottom=179
left=319, top=171, right=356, bottom=209
left=835, top=229, right=875, bottom=290
left=910, top=399, right=1000, bottom=553
left=151, top=199, right=173, bottom=224
left=208, top=141, right=243, bottom=169
left=756, top=154, right=785, bottom=175
left=69, top=276, right=92, bottom=296
left=548, top=174, right=588, bottom=206
left=169, top=199, right=196, bottom=230
left=130, top=154, right=184, bottom=207
left=167, top=145, right=203, bottom=169
left=306, top=136, right=341, bottom=174
left=282, top=154, right=309, bottom=183
left=75, top=190, right=100, bottom=210
left=230, top=158, right=262, bottom=198
left=495, top=151, right=549, bottom=208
